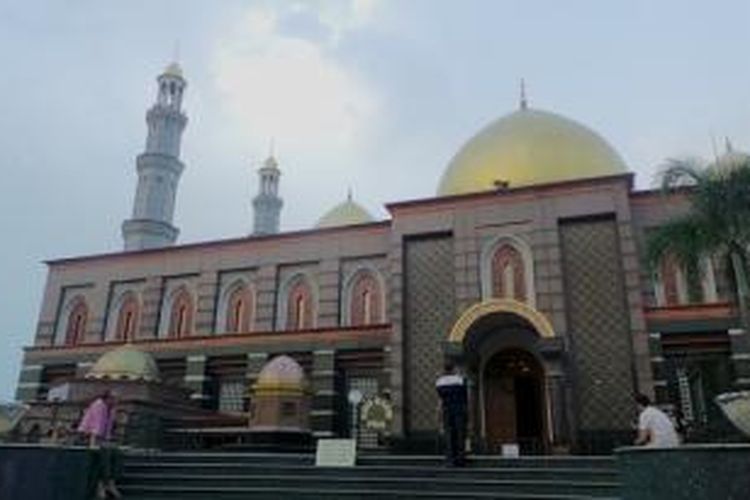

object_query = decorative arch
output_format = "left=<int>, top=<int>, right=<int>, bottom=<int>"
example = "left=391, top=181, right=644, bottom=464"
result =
left=167, top=287, right=193, bottom=338
left=113, top=292, right=140, bottom=341
left=64, top=296, right=88, bottom=346
left=654, top=254, right=718, bottom=306
left=277, top=273, right=317, bottom=331
left=480, top=234, right=535, bottom=307
left=448, top=298, right=555, bottom=344
left=342, top=266, right=386, bottom=326
left=217, top=279, right=255, bottom=334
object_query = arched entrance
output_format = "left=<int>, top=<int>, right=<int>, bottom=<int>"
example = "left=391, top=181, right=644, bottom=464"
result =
left=445, top=299, right=569, bottom=454
left=483, top=349, right=545, bottom=453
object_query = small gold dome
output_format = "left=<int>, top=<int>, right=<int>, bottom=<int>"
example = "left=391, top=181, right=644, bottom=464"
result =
left=437, top=107, right=627, bottom=196
left=256, top=355, right=306, bottom=390
left=163, top=62, right=183, bottom=78
left=315, top=195, right=374, bottom=228
left=87, top=344, right=160, bottom=382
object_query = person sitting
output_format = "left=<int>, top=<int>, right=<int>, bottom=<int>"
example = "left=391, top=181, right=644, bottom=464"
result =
left=78, top=391, right=121, bottom=499
left=634, top=393, right=679, bottom=448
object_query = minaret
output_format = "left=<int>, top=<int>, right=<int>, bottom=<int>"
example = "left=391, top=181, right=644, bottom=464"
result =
left=252, top=155, right=283, bottom=235
left=121, top=62, right=188, bottom=251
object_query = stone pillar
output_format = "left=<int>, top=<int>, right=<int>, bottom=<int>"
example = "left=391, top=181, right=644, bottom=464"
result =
left=546, top=372, right=569, bottom=450
left=729, top=328, right=750, bottom=389
left=647, top=332, right=669, bottom=403
left=139, top=277, right=163, bottom=339
left=195, top=271, right=219, bottom=335
left=184, top=355, right=209, bottom=407
left=255, top=265, right=277, bottom=332
left=245, top=352, right=268, bottom=411
left=317, top=259, right=340, bottom=329
left=15, top=363, right=44, bottom=402
left=311, top=349, right=336, bottom=438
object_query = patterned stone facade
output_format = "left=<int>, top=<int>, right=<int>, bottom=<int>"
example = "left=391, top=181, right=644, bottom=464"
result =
left=403, top=235, right=456, bottom=432
left=559, top=217, right=636, bottom=433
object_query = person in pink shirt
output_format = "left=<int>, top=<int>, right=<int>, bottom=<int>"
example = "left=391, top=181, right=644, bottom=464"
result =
left=78, top=391, right=121, bottom=499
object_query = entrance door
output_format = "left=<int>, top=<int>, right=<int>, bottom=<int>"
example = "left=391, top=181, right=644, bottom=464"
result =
left=484, top=349, right=545, bottom=453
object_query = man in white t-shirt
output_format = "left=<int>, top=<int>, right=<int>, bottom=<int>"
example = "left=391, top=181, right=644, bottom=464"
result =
left=634, top=394, right=680, bottom=448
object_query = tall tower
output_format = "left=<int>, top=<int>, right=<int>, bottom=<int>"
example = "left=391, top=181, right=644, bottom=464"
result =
left=122, top=62, right=188, bottom=251
left=252, top=155, right=283, bottom=235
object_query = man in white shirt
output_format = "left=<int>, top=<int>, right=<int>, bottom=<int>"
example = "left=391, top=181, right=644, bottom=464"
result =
left=634, top=393, right=680, bottom=448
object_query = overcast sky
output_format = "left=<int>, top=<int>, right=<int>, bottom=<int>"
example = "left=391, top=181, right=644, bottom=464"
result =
left=1, top=0, right=750, bottom=399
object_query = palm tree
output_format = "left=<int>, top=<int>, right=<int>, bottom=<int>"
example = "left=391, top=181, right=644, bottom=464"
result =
left=646, top=156, right=750, bottom=330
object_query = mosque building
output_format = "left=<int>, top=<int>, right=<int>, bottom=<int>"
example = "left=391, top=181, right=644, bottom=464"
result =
left=14, top=63, right=748, bottom=453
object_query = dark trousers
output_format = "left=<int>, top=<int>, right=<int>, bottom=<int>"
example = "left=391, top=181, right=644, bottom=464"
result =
left=443, top=411, right=467, bottom=465
left=88, top=445, right=121, bottom=494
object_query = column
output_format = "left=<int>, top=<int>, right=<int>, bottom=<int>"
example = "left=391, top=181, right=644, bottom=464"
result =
left=15, top=363, right=44, bottom=402
left=184, top=355, right=209, bottom=407
left=245, top=352, right=268, bottom=411
left=311, top=349, right=336, bottom=438
left=729, top=328, right=750, bottom=389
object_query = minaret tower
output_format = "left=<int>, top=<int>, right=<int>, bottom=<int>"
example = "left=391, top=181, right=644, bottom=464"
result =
left=122, top=62, right=188, bottom=250
left=252, top=155, right=283, bottom=235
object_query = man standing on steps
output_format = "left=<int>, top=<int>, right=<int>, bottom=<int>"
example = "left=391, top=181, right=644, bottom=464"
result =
left=436, top=362, right=468, bottom=466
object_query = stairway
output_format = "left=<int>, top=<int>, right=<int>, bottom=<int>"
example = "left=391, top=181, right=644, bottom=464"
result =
left=120, top=451, right=621, bottom=499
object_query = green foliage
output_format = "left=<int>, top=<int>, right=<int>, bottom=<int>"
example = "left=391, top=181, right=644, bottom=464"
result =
left=647, top=156, right=750, bottom=316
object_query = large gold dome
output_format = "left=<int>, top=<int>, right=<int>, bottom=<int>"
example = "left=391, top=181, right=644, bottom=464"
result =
left=437, top=107, right=627, bottom=196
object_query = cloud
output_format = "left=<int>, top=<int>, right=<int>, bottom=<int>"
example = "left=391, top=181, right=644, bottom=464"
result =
left=212, top=3, right=381, bottom=156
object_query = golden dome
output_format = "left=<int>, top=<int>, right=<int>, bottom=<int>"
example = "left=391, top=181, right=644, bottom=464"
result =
left=256, top=355, right=306, bottom=390
left=437, top=107, right=627, bottom=196
left=315, top=195, right=374, bottom=228
left=162, top=62, right=183, bottom=78
left=87, top=344, right=160, bottom=382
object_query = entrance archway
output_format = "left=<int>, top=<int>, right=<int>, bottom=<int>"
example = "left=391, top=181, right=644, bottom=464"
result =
left=445, top=299, right=569, bottom=454
left=483, top=349, right=545, bottom=453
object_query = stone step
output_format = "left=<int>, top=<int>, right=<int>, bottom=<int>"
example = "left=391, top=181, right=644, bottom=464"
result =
left=126, top=451, right=616, bottom=470
left=124, top=461, right=620, bottom=481
left=122, top=472, right=619, bottom=496
left=121, top=484, right=617, bottom=500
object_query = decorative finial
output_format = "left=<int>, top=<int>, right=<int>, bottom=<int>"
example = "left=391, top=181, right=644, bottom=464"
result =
left=269, top=137, right=276, bottom=158
left=725, top=136, right=734, bottom=153
left=520, top=78, right=528, bottom=110
left=173, top=40, right=181, bottom=65
left=347, top=187, right=352, bottom=201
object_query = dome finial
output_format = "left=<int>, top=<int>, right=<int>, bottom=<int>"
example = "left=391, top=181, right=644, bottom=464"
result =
left=519, top=78, right=528, bottom=110
left=347, top=187, right=352, bottom=201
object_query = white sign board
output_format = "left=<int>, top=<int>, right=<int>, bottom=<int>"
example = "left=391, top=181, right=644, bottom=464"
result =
left=315, top=438, right=357, bottom=467
left=501, top=443, right=520, bottom=458
left=47, top=383, right=70, bottom=402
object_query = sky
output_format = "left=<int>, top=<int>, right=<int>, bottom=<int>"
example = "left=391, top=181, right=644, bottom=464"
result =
left=1, top=0, right=750, bottom=400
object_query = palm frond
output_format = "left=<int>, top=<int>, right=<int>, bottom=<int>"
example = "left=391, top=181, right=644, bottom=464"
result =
left=657, top=157, right=707, bottom=191
left=645, top=215, right=714, bottom=277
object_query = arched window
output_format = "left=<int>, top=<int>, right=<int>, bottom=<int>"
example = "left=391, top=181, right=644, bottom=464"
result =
left=348, top=271, right=383, bottom=326
left=115, top=293, right=139, bottom=341
left=65, top=298, right=88, bottom=346
left=168, top=288, right=193, bottom=338
left=286, top=278, right=314, bottom=331
left=659, top=254, right=685, bottom=306
left=491, top=244, right=527, bottom=302
left=225, top=285, right=253, bottom=333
